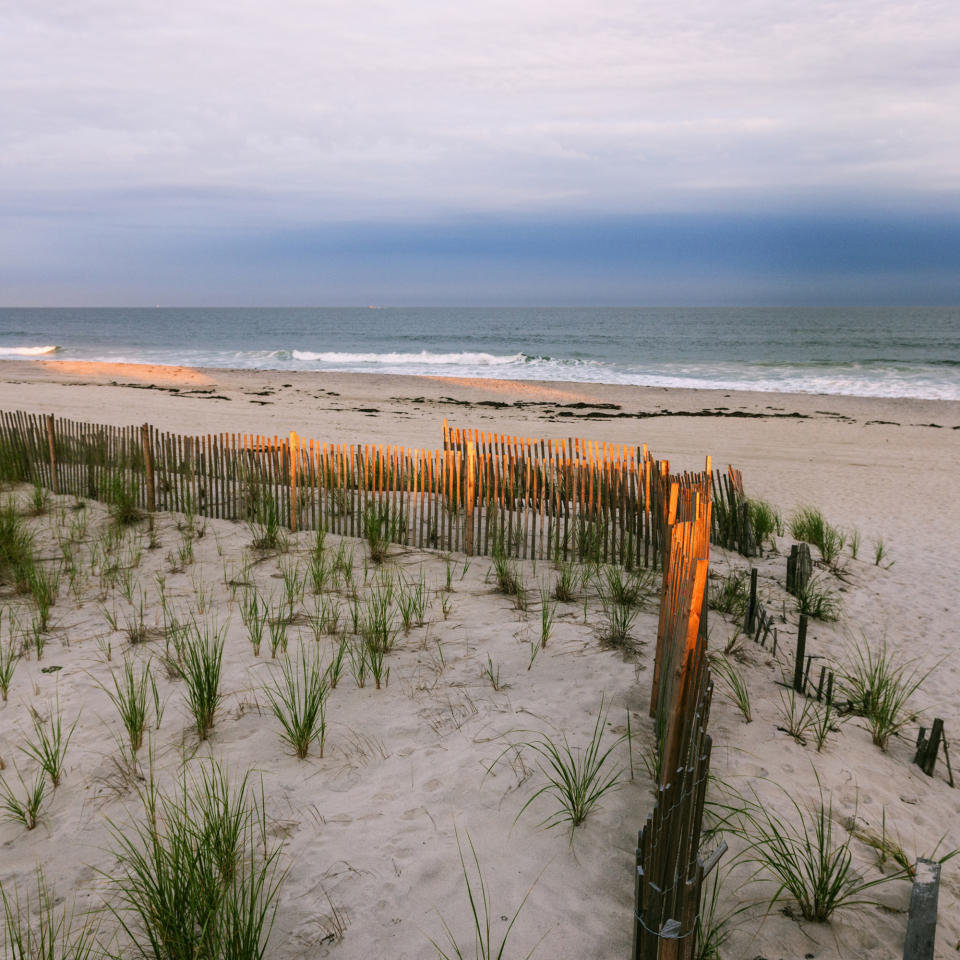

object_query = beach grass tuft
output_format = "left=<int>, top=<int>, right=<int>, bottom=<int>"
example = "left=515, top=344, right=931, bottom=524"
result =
left=744, top=776, right=907, bottom=921
left=0, top=499, right=35, bottom=588
left=551, top=562, right=576, bottom=602
left=265, top=643, right=329, bottom=759
left=428, top=828, right=542, bottom=960
left=0, top=629, right=18, bottom=703
left=105, top=761, right=284, bottom=960
left=508, top=698, right=623, bottom=831
left=840, top=636, right=931, bottom=750
left=789, top=506, right=844, bottom=567
left=707, top=568, right=750, bottom=620
left=108, top=470, right=144, bottom=526
left=363, top=502, right=398, bottom=564
left=1, top=867, right=102, bottom=960
left=0, top=767, right=47, bottom=830
left=539, top=588, right=555, bottom=648
left=99, top=657, right=152, bottom=758
left=248, top=489, right=285, bottom=552
left=598, top=566, right=652, bottom=645
left=711, top=656, right=751, bottom=722
left=19, top=701, right=77, bottom=788
left=794, top=572, right=842, bottom=621
left=176, top=618, right=225, bottom=741
left=748, top=498, right=783, bottom=549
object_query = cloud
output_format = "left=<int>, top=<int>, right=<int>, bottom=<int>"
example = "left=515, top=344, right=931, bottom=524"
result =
left=2, top=0, right=959, bottom=214
left=2, top=1, right=959, bottom=301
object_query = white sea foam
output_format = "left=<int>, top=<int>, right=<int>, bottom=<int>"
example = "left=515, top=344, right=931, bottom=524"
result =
left=64, top=348, right=960, bottom=402
left=291, top=349, right=525, bottom=366
left=0, top=345, right=59, bottom=356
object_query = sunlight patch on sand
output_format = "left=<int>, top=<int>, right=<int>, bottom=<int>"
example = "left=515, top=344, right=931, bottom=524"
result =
left=422, top=374, right=600, bottom=404
left=39, top=360, right=214, bottom=386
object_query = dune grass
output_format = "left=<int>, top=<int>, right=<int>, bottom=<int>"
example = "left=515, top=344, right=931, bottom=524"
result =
left=748, top=498, right=783, bottom=550
left=539, top=589, right=555, bottom=647
left=24, top=561, right=59, bottom=633
left=1, top=866, right=102, bottom=960
left=176, top=619, right=225, bottom=741
left=490, top=545, right=522, bottom=598
left=794, top=572, right=842, bottom=621
left=108, top=470, right=144, bottom=526
left=99, top=658, right=152, bottom=757
left=248, top=491, right=285, bottom=552
left=707, top=569, right=750, bottom=620
left=0, top=499, right=35, bottom=588
left=597, top=565, right=653, bottom=645
left=428, top=829, right=542, bottom=960
left=711, top=657, right=751, bottom=723
left=20, top=702, right=77, bottom=788
left=840, top=637, right=931, bottom=750
left=265, top=643, right=329, bottom=759
left=850, top=808, right=960, bottom=879
left=743, top=777, right=907, bottom=921
left=278, top=557, right=305, bottom=621
left=241, top=588, right=268, bottom=656
left=777, top=689, right=816, bottom=746
left=0, top=632, right=18, bottom=702
left=506, top=699, right=624, bottom=832
left=0, top=768, right=47, bottom=830
left=106, top=761, right=284, bottom=960
left=789, top=506, right=846, bottom=568
left=363, top=502, right=399, bottom=564
left=694, top=862, right=749, bottom=960
left=551, top=562, right=576, bottom=602
left=396, top=569, right=428, bottom=633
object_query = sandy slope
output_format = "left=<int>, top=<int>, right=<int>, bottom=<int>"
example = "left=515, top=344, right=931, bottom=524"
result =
left=0, top=359, right=958, bottom=958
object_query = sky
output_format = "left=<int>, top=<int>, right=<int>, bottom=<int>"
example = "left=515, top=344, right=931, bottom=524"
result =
left=2, top=0, right=960, bottom=305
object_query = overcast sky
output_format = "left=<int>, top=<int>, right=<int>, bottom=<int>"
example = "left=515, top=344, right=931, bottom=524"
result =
left=2, top=0, right=959, bottom=304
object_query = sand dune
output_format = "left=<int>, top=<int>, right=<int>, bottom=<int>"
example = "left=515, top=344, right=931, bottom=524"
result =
left=0, top=358, right=958, bottom=959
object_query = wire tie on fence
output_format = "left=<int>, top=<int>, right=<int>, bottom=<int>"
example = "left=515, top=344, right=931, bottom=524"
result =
left=633, top=910, right=698, bottom=941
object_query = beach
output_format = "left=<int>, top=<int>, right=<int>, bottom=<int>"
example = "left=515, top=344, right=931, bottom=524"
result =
left=0, top=356, right=958, bottom=959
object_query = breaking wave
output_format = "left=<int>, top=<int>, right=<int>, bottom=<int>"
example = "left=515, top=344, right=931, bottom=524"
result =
left=0, top=345, right=59, bottom=356
left=291, top=350, right=527, bottom=366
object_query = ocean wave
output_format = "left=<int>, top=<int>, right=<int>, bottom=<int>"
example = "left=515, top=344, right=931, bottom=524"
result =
left=0, top=345, right=59, bottom=356
left=292, top=349, right=527, bottom=366
left=47, top=347, right=960, bottom=401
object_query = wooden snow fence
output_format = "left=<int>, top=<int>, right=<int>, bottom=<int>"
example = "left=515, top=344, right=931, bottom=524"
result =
left=711, top=464, right=756, bottom=556
left=634, top=472, right=722, bottom=960
left=0, top=410, right=720, bottom=571
left=442, top=419, right=715, bottom=569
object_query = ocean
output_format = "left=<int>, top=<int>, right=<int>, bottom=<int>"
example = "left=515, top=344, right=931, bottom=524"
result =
left=1, top=306, right=958, bottom=401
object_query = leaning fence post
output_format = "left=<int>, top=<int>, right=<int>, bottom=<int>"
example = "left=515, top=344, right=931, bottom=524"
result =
left=45, top=414, right=59, bottom=496
left=140, top=424, right=155, bottom=514
left=903, top=859, right=940, bottom=960
left=793, top=615, right=808, bottom=693
left=743, top=568, right=758, bottom=633
left=914, top=718, right=945, bottom=778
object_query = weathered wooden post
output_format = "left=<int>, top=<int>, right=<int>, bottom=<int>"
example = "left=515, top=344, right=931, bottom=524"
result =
left=786, top=543, right=812, bottom=595
left=464, top=441, right=476, bottom=555
left=743, top=568, right=758, bottom=633
left=45, top=414, right=59, bottom=495
left=140, top=424, right=155, bottom=514
left=914, top=719, right=945, bottom=778
left=903, top=859, right=940, bottom=960
left=289, top=432, right=299, bottom=532
left=793, top=615, right=808, bottom=694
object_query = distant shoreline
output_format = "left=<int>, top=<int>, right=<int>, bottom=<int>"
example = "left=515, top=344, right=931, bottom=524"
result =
left=2, top=304, right=958, bottom=401
left=0, top=355, right=953, bottom=412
